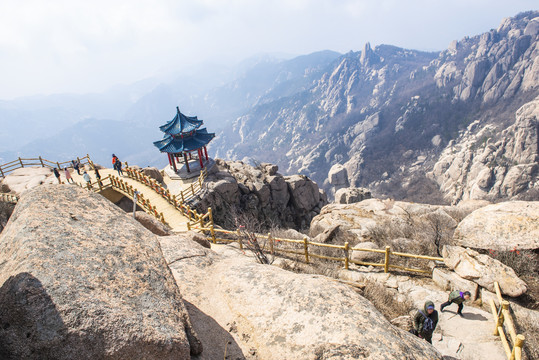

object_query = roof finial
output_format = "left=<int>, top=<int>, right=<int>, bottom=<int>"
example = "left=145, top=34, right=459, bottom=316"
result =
left=176, top=106, right=180, bottom=113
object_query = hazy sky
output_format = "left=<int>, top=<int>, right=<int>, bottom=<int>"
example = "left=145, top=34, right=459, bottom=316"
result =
left=0, top=0, right=536, bottom=99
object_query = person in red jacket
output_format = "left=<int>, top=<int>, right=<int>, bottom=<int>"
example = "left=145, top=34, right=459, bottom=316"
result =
left=112, top=154, right=118, bottom=167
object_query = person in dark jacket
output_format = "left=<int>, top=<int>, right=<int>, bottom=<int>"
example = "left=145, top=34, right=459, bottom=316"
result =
left=72, top=159, right=81, bottom=175
left=440, top=290, right=471, bottom=317
left=52, top=168, right=61, bottom=184
left=412, top=300, right=439, bottom=344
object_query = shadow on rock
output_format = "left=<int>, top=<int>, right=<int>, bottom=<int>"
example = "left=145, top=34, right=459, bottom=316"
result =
left=185, top=300, right=246, bottom=360
left=0, top=272, right=104, bottom=360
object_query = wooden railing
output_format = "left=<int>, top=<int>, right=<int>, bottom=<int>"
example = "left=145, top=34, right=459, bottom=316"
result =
left=0, top=155, right=91, bottom=178
left=123, top=165, right=209, bottom=229
left=0, top=193, right=19, bottom=204
left=488, top=282, right=526, bottom=360
left=76, top=174, right=168, bottom=226
left=199, top=227, right=443, bottom=275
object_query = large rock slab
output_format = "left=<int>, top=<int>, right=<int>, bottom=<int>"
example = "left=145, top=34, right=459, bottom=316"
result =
left=442, top=245, right=527, bottom=297
left=0, top=167, right=57, bottom=195
left=432, top=268, right=479, bottom=300
left=0, top=185, right=200, bottom=359
left=452, top=201, right=539, bottom=250
left=163, top=235, right=443, bottom=360
left=335, top=187, right=372, bottom=204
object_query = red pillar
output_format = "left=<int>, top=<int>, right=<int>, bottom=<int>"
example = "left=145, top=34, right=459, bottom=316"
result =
left=204, top=146, right=209, bottom=160
left=198, top=148, right=204, bottom=169
left=167, top=153, right=172, bottom=167
left=184, top=153, right=190, bottom=173
left=172, top=154, right=177, bottom=172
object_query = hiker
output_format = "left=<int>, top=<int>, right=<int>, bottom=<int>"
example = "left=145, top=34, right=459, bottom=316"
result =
left=64, top=168, right=74, bottom=184
left=440, top=290, right=471, bottom=317
left=52, top=168, right=61, bottom=184
left=72, top=159, right=81, bottom=175
left=94, top=166, right=102, bottom=186
left=114, top=158, right=123, bottom=176
left=412, top=300, right=439, bottom=344
left=82, top=171, right=91, bottom=188
left=112, top=154, right=118, bottom=167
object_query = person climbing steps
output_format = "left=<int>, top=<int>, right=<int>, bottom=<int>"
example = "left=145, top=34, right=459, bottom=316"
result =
left=440, top=290, right=471, bottom=317
left=411, top=300, right=439, bottom=344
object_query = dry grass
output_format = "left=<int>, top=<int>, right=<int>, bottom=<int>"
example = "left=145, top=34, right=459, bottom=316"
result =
left=361, top=280, right=414, bottom=320
left=514, top=316, right=539, bottom=360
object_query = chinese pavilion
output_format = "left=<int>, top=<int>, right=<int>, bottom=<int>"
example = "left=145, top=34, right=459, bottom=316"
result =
left=153, top=107, right=215, bottom=174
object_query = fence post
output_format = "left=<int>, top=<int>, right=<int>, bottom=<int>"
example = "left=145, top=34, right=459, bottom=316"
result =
left=181, top=191, right=185, bottom=203
left=39, top=156, right=44, bottom=167
left=344, top=242, right=349, bottom=270
left=191, top=183, right=195, bottom=195
left=198, top=177, right=202, bottom=188
left=384, top=246, right=390, bottom=273
left=510, top=334, right=525, bottom=360
left=237, top=229, right=243, bottom=250
left=268, top=233, right=273, bottom=255
left=494, top=310, right=504, bottom=336
left=56, top=162, right=61, bottom=169
left=173, top=194, right=177, bottom=207
left=160, top=212, right=165, bottom=225
left=303, top=237, right=309, bottom=264
left=18, top=157, right=23, bottom=167
left=0, top=166, right=4, bottom=177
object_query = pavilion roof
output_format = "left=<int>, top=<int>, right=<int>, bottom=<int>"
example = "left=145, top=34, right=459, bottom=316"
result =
left=153, top=128, right=215, bottom=154
left=159, top=107, right=204, bottom=135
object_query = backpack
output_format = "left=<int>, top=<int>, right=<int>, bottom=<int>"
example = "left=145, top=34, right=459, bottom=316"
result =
left=419, top=310, right=435, bottom=332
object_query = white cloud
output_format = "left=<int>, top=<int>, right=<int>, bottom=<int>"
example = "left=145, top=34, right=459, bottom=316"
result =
left=0, top=0, right=536, bottom=98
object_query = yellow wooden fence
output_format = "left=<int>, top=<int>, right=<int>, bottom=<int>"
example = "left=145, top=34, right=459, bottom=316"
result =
left=123, top=165, right=210, bottom=229
left=199, top=227, right=443, bottom=274
left=0, top=155, right=91, bottom=178
left=0, top=193, right=19, bottom=204
left=76, top=173, right=169, bottom=225
left=488, top=282, right=526, bottom=360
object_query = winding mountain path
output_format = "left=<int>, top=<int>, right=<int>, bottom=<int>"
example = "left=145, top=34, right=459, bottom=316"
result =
left=70, top=168, right=189, bottom=232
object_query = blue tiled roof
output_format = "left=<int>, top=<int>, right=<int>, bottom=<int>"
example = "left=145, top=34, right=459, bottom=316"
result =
left=159, top=106, right=204, bottom=135
left=153, top=128, right=215, bottom=153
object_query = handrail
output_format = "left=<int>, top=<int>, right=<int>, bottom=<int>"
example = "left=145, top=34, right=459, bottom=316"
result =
left=0, top=193, right=19, bottom=204
left=488, top=281, right=526, bottom=360
left=0, top=155, right=91, bottom=178
left=198, top=227, right=443, bottom=275
left=123, top=165, right=209, bottom=230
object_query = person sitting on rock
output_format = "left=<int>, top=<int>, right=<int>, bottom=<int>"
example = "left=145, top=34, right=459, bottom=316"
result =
left=440, top=290, right=471, bottom=317
left=412, top=300, right=438, bottom=344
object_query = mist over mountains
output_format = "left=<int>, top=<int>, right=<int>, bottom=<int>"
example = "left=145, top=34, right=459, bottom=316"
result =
left=1, top=11, right=538, bottom=204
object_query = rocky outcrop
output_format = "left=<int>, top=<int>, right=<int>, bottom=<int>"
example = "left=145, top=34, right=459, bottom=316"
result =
left=0, top=185, right=201, bottom=359
left=452, top=201, right=539, bottom=250
left=134, top=210, right=171, bottom=236
left=327, top=164, right=349, bottom=196
left=196, top=159, right=327, bottom=229
left=429, top=96, right=539, bottom=203
left=0, top=167, right=58, bottom=195
left=141, top=167, right=164, bottom=183
left=432, top=268, right=479, bottom=300
left=442, top=245, right=527, bottom=297
left=310, top=198, right=461, bottom=248
left=335, top=187, right=372, bottom=204
left=161, top=234, right=443, bottom=360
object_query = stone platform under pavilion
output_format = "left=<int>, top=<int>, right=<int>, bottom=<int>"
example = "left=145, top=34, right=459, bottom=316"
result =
left=164, top=158, right=216, bottom=180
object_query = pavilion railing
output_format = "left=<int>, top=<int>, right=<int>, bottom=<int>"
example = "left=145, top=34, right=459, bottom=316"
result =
left=0, top=155, right=92, bottom=178
left=123, top=165, right=209, bottom=229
